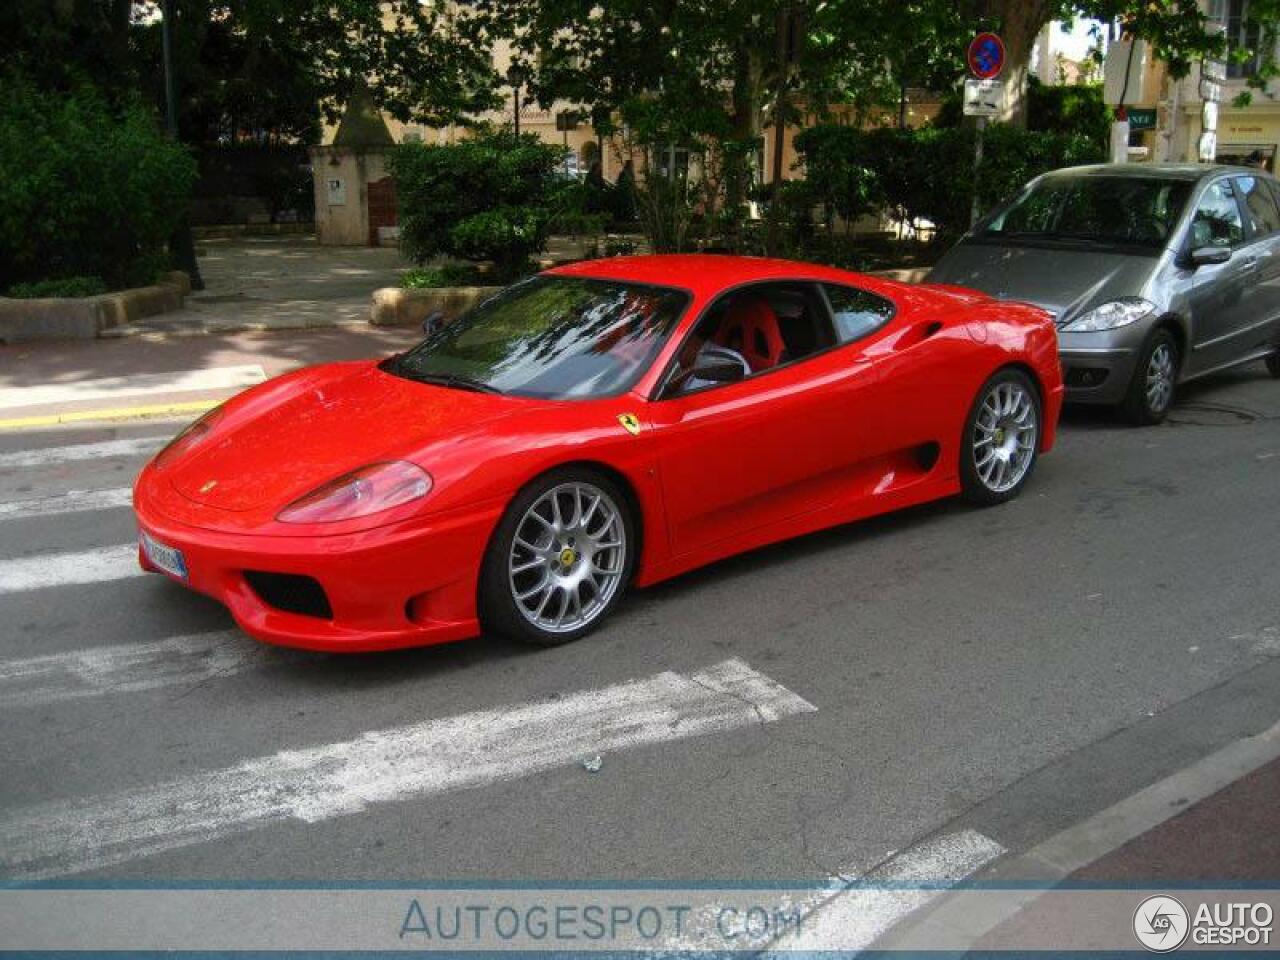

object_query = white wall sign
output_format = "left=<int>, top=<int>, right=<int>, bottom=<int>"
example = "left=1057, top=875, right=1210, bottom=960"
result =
left=326, top=177, right=347, bottom=207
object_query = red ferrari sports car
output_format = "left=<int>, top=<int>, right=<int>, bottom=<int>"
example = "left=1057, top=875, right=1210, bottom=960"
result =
left=133, top=256, right=1062, bottom=651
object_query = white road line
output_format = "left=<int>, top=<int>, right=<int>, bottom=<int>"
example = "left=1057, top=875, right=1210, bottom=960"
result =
left=655, top=829, right=1006, bottom=954
left=0, top=365, right=265, bottom=412
left=0, top=487, right=133, bottom=521
left=0, top=544, right=142, bottom=596
left=0, top=631, right=269, bottom=710
left=0, top=436, right=165, bottom=470
left=774, top=830, right=1006, bottom=952
left=0, top=658, right=816, bottom=880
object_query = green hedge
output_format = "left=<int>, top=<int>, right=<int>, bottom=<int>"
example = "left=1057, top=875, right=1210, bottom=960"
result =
left=0, top=75, right=196, bottom=294
left=793, top=123, right=1105, bottom=244
left=389, top=130, right=566, bottom=281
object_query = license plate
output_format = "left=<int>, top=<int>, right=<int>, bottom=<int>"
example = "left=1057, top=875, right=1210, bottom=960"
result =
left=140, top=530, right=188, bottom=580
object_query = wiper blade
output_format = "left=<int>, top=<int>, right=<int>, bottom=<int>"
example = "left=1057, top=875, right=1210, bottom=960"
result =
left=413, top=372, right=504, bottom=395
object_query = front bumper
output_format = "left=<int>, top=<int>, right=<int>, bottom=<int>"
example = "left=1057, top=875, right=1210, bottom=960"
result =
left=134, top=478, right=504, bottom=653
left=1057, top=327, right=1150, bottom=406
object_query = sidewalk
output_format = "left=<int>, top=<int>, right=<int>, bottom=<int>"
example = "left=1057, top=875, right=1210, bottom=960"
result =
left=109, top=236, right=412, bottom=337
left=0, top=324, right=417, bottom=428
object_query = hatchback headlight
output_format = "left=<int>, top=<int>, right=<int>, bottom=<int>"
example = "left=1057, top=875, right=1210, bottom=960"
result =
left=1062, top=298, right=1156, bottom=332
left=277, top=461, right=432, bottom=524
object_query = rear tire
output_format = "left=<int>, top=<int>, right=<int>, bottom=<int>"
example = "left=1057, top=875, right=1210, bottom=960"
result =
left=479, top=468, right=636, bottom=647
left=1267, top=351, right=1280, bottom=378
left=1121, top=329, right=1178, bottom=425
left=960, top=368, right=1041, bottom=507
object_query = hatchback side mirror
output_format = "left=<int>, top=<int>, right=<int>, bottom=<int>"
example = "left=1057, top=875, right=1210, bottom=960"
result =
left=421, top=310, right=445, bottom=335
left=1189, top=246, right=1232, bottom=267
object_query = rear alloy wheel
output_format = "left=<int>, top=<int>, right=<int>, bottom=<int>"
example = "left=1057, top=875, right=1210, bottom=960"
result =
left=1267, top=351, right=1280, bottom=378
left=1122, top=329, right=1178, bottom=425
left=960, top=369, right=1041, bottom=506
left=480, top=470, right=635, bottom=646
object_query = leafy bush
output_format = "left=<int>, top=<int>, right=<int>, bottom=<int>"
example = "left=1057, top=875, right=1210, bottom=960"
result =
left=793, top=122, right=1104, bottom=245
left=0, top=74, right=196, bottom=292
left=401, top=264, right=480, bottom=289
left=389, top=130, right=565, bottom=281
left=790, top=126, right=880, bottom=234
left=6, top=276, right=108, bottom=299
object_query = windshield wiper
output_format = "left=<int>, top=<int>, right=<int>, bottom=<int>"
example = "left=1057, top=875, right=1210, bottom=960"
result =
left=410, top=372, right=504, bottom=395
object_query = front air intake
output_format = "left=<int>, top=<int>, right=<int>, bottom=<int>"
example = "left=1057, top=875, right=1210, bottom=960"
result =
left=243, top=571, right=333, bottom=619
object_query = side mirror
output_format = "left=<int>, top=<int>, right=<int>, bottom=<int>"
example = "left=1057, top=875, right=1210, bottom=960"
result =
left=670, top=346, right=745, bottom=394
left=421, top=310, right=445, bottom=335
left=1189, top=246, right=1232, bottom=267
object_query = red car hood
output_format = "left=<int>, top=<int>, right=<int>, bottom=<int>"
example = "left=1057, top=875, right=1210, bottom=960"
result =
left=169, top=361, right=532, bottom=512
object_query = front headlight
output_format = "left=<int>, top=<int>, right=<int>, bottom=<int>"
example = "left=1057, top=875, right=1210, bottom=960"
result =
left=1062, top=298, right=1156, bottom=332
left=277, top=461, right=432, bottom=524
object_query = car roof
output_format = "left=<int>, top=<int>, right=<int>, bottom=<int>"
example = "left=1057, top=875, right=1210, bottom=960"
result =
left=547, top=254, right=856, bottom=298
left=1041, top=162, right=1269, bottom=183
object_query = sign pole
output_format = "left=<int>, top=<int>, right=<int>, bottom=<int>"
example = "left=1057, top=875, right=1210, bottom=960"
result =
left=970, top=116, right=986, bottom=228
left=964, top=33, right=1004, bottom=229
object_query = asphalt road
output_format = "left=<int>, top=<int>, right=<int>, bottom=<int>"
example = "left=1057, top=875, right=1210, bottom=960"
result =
left=1, top=364, right=1278, bottom=891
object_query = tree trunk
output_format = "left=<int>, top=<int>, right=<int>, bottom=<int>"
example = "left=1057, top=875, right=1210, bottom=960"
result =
left=971, top=0, right=1054, bottom=127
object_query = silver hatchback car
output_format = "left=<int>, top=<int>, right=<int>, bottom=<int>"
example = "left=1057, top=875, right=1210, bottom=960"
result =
left=929, top=163, right=1280, bottom=423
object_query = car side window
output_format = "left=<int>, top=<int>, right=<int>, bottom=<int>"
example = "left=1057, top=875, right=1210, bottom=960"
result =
left=822, top=284, right=895, bottom=344
left=666, top=282, right=837, bottom=396
left=1189, top=180, right=1245, bottom=249
left=1234, top=176, right=1280, bottom=238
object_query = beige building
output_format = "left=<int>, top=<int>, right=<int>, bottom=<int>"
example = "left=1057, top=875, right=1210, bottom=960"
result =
left=1103, top=0, right=1279, bottom=170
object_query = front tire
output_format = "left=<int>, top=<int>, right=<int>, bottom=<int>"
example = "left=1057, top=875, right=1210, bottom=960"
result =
left=479, top=468, right=636, bottom=646
left=1121, top=329, right=1178, bottom=425
left=960, top=368, right=1041, bottom=506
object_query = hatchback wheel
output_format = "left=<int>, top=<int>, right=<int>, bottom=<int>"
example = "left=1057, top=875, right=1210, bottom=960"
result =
left=1122, top=329, right=1178, bottom=425
left=960, top=368, right=1041, bottom=506
left=480, top=469, right=636, bottom=646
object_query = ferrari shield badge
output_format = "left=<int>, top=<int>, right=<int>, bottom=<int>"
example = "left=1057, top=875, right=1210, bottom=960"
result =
left=617, top=413, right=641, bottom=436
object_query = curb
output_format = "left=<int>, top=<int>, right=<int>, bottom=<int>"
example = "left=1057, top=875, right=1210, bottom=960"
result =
left=876, top=716, right=1280, bottom=951
left=0, top=274, right=190, bottom=345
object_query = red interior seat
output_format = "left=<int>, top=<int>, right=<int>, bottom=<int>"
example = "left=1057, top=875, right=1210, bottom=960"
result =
left=717, top=296, right=784, bottom=372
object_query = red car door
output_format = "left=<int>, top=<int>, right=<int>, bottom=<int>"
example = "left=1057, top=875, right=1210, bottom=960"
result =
left=645, top=281, right=892, bottom=558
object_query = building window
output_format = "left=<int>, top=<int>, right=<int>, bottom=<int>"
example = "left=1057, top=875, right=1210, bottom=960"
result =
left=1225, top=0, right=1263, bottom=79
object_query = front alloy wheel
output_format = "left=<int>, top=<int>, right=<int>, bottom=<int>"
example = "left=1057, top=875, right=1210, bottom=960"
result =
left=1123, top=329, right=1178, bottom=425
left=960, top=369, right=1041, bottom=506
left=481, top=470, right=635, bottom=646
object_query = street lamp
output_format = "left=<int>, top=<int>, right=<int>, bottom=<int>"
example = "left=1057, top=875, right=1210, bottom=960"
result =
left=506, top=63, right=528, bottom=137
left=159, top=0, right=204, bottom=290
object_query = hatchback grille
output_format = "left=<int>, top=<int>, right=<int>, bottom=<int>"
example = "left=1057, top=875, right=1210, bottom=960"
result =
left=243, top=571, right=333, bottom=619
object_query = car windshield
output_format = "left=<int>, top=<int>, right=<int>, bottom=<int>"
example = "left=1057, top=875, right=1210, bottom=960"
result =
left=979, top=174, right=1193, bottom=250
left=382, top=275, right=689, bottom=399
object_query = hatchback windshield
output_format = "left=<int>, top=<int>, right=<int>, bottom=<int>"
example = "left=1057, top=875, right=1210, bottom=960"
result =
left=980, top=174, right=1193, bottom=250
left=382, top=276, right=690, bottom=399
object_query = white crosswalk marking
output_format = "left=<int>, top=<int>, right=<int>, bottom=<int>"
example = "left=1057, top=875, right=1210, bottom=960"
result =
left=0, top=544, right=142, bottom=595
left=0, top=658, right=816, bottom=880
left=776, top=830, right=1006, bottom=951
left=0, top=632, right=270, bottom=710
left=0, top=436, right=165, bottom=470
left=0, top=487, right=133, bottom=521
left=0, top=365, right=264, bottom=412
